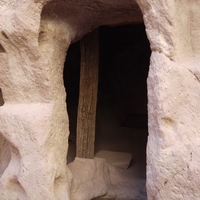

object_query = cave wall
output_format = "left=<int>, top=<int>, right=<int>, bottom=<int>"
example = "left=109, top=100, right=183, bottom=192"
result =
left=136, top=0, right=200, bottom=199
left=0, top=0, right=200, bottom=200
left=0, top=1, right=73, bottom=200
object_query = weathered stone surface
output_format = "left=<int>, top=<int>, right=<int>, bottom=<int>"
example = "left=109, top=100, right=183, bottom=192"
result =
left=135, top=1, right=200, bottom=199
left=41, top=0, right=142, bottom=43
left=1, top=0, right=200, bottom=199
left=69, top=157, right=146, bottom=200
left=0, top=1, right=73, bottom=199
left=0, top=103, right=73, bottom=200
left=0, top=1, right=143, bottom=199
left=146, top=52, right=200, bottom=200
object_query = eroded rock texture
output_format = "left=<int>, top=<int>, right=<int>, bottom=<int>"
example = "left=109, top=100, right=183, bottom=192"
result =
left=0, top=1, right=142, bottom=200
left=135, top=0, right=200, bottom=199
left=0, top=1, right=73, bottom=200
left=69, top=157, right=146, bottom=200
left=0, top=0, right=200, bottom=199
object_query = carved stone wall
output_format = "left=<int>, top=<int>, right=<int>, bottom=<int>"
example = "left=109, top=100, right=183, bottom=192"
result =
left=0, top=0, right=200, bottom=199
left=136, top=0, right=200, bottom=199
left=0, top=1, right=73, bottom=200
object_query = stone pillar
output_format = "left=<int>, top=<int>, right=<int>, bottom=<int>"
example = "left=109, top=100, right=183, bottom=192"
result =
left=76, top=29, right=99, bottom=159
left=136, top=0, right=200, bottom=199
left=0, top=1, right=72, bottom=200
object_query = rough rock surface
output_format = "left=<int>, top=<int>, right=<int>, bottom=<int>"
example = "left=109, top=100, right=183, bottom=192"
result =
left=0, top=0, right=200, bottom=199
left=0, top=1, right=73, bottom=199
left=0, top=1, right=142, bottom=199
left=69, top=157, right=146, bottom=200
left=135, top=0, right=200, bottom=199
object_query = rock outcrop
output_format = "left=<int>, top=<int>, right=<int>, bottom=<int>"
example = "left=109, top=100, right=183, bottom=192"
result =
left=0, top=0, right=200, bottom=199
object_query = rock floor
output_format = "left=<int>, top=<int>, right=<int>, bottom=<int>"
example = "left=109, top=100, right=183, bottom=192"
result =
left=67, top=124, right=148, bottom=200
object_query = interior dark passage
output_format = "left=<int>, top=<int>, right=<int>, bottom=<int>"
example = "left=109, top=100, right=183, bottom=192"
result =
left=64, top=24, right=151, bottom=180
left=64, top=41, right=80, bottom=162
left=0, top=88, right=4, bottom=106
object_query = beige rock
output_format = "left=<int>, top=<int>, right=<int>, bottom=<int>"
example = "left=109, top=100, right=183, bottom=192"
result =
left=69, top=157, right=146, bottom=200
left=0, top=0, right=200, bottom=199
left=134, top=1, right=200, bottom=199
left=0, top=1, right=73, bottom=199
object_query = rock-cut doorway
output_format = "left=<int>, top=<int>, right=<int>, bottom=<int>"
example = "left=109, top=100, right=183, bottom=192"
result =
left=64, top=23, right=151, bottom=185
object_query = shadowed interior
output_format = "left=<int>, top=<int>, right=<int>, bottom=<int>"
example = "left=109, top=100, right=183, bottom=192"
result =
left=64, top=24, right=151, bottom=198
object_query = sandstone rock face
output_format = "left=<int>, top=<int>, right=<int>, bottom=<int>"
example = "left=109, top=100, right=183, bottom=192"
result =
left=135, top=0, right=200, bottom=199
left=0, top=0, right=200, bottom=199
left=0, top=1, right=73, bottom=200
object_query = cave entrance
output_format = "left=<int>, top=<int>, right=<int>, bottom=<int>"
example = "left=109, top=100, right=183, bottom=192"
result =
left=64, top=23, right=151, bottom=180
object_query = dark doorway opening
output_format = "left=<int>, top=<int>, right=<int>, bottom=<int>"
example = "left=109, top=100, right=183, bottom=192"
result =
left=95, top=24, right=150, bottom=181
left=0, top=88, right=4, bottom=106
left=64, top=24, right=151, bottom=181
left=63, top=41, right=80, bottom=163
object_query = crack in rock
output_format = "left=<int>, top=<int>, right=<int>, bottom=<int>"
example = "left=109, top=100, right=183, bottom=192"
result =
left=153, top=165, right=189, bottom=199
left=188, top=69, right=200, bottom=83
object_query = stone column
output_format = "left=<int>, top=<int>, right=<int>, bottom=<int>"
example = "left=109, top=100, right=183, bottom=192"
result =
left=136, top=0, right=200, bottom=199
left=76, top=29, right=99, bottom=159
left=0, top=1, right=72, bottom=200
